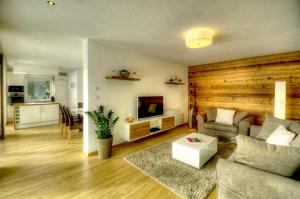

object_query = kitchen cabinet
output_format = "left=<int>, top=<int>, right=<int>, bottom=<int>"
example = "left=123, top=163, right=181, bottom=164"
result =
left=19, top=105, right=41, bottom=124
left=15, top=103, right=59, bottom=129
left=40, top=104, right=59, bottom=122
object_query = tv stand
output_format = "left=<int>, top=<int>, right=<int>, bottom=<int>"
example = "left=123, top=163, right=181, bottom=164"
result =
left=122, top=115, right=176, bottom=141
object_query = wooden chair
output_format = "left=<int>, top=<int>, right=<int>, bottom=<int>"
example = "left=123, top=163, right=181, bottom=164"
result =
left=65, top=106, right=83, bottom=140
left=59, top=105, right=66, bottom=136
left=61, top=106, right=70, bottom=138
left=78, top=102, right=83, bottom=108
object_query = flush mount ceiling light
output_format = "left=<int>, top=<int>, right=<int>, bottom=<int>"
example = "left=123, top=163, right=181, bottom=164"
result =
left=47, top=1, right=55, bottom=6
left=185, top=28, right=215, bottom=48
left=35, top=38, right=41, bottom=43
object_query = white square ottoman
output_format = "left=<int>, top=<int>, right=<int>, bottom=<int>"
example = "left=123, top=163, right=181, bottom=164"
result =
left=172, top=133, right=217, bottom=169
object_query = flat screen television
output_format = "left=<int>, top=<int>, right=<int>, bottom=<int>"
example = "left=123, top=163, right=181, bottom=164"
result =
left=137, top=96, right=164, bottom=119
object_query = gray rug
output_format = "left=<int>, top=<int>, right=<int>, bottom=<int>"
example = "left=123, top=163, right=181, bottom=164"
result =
left=125, top=138, right=236, bottom=199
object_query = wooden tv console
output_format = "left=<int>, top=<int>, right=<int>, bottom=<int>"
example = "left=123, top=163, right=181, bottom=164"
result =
left=122, top=115, right=176, bottom=141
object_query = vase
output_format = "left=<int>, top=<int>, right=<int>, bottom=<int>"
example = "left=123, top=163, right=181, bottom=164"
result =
left=96, top=136, right=113, bottom=160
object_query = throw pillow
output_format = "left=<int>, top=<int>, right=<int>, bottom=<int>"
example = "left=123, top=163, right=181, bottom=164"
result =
left=215, top=108, right=236, bottom=125
left=204, top=107, right=217, bottom=122
left=289, top=122, right=300, bottom=147
left=266, top=125, right=296, bottom=146
left=255, top=114, right=292, bottom=140
left=235, top=135, right=300, bottom=178
left=233, top=111, right=249, bottom=126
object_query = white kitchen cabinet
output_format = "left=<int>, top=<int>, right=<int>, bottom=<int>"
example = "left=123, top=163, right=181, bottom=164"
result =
left=40, top=104, right=59, bottom=122
left=19, top=105, right=41, bottom=124
left=15, top=103, right=59, bottom=129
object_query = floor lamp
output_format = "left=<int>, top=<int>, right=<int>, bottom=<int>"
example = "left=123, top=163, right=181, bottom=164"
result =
left=274, top=81, right=286, bottom=120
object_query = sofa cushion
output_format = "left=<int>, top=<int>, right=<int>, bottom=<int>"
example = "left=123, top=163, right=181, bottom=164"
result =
left=235, top=135, right=300, bottom=178
left=233, top=111, right=248, bottom=126
left=216, top=108, right=236, bottom=125
left=287, top=122, right=300, bottom=148
left=204, top=107, right=217, bottom=122
left=204, top=122, right=238, bottom=134
left=266, top=125, right=296, bottom=146
left=202, top=129, right=237, bottom=141
left=256, top=114, right=293, bottom=140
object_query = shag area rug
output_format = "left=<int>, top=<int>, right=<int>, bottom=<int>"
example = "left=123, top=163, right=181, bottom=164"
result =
left=125, top=138, right=236, bottom=199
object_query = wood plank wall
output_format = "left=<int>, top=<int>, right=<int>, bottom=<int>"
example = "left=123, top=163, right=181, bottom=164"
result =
left=188, top=51, right=300, bottom=124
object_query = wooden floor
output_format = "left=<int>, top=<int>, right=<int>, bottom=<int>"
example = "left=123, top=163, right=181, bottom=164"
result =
left=0, top=124, right=216, bottom=199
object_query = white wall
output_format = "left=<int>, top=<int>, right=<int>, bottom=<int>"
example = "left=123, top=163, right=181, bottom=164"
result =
left=77, top=69, right=83, bottom=103
left=68, top=69, right=83, bottom=108
left=68, top=71, right=77, bottom=108
left=13, top=64, right=58, bottom=76
left=83, top=39, right=188, bottom=153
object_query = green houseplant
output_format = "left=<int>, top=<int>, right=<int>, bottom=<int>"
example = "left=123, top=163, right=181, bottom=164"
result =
left=86, top=106, right=119, bottom=159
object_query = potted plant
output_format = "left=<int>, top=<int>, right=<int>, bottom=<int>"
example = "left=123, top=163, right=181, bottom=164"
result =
left=86, top=106, right=119, bottom=160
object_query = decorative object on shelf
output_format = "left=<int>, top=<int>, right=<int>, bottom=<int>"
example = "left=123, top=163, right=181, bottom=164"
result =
left=126, top=113, right=135, bottom=123
left=119, top=70, right=130, bottom=78
left=110, top=69, right=118, bottom=77
left=165, top=76, right=184, bottom=85
left=132, top=72, right=137, bottom=79
left=85, top=106, right=119, bottom=160
left=105, top=75, right=141, bottom=81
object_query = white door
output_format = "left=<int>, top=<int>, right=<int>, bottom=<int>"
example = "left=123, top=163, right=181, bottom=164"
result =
left=40, top=104, right=59, bottom=122
left=19, top=106, right=41, bottom=124
left=55, top=79, right=68, bottom=105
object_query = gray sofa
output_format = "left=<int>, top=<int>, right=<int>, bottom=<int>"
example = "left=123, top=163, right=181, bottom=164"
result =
left=197, top=108, right=253, bottom=142
left=216, top=116, right=300, bottom=199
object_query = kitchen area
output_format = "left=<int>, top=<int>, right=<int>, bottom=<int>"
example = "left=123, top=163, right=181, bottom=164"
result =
left=5, top=64, right=83, bottom=132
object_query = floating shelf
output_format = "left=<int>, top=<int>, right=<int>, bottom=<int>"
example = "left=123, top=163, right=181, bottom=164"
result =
left=165, top=82, right=185, bottom=85
left=105, top=75, right=141, bottom=81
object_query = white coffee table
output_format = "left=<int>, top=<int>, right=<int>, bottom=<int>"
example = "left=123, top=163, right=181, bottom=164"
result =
left=172, top=133, right=217, bottom=169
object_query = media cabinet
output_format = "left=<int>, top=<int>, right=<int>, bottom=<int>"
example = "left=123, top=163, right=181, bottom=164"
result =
left=122, top=115, right=176, bottom=141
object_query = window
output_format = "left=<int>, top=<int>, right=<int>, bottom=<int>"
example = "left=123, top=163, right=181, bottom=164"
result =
left=25, top=76, right=53, bottom=102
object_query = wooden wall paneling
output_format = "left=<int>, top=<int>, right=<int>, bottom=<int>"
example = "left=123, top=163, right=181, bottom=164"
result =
left=188, top=51, right=300, bottom=125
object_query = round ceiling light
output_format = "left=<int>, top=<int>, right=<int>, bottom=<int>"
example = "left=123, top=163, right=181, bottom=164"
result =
left=35, top=38, right=42, bottom=43
left=47, top=1, right=55, bottom=6
left=185, top=28, right=214, bottom=48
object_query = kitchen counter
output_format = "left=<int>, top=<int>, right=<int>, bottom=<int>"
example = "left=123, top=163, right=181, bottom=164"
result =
left=14, top=102, right=60, bottom=129
left=14, top=102, right=60, bottom=106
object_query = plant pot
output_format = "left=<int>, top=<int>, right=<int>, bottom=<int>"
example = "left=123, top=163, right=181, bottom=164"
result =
left=96, top=136, right=113, bottom=160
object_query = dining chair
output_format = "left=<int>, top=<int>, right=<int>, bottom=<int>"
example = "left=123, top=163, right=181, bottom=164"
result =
left=78, top=102, right=83, bottom=108
left=61, top=106, right=70, bottom=139
left=59, top=105, right=66, bottom=136
left=65, top=106, right=83, bottom=140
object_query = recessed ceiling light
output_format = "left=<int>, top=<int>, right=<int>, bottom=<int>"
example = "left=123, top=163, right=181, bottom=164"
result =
left=35, top=38, right=42, bottom=43
left=47, top=1, right=55, bottom=6
left=31, top=53, right=35, bottom=57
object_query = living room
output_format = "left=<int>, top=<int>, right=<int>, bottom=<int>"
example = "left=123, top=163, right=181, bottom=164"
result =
left=0, top=1, right=300, bottom=199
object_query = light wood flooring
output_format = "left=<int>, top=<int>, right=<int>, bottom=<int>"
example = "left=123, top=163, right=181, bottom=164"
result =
left=0, top=124, right=216, bottom=199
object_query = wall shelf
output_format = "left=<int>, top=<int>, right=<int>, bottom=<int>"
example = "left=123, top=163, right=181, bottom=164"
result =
left=105, top=76, right=141, bottom=81
left=165, top=82, right=185, bottom=85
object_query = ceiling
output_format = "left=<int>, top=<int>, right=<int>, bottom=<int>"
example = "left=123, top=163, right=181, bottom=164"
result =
left=0, top=0, right=299, bottom=69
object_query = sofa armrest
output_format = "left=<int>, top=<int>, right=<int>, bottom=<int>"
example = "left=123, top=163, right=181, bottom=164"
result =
left=250, top=125, right=261, bottom=138
left=217, top=158, right=300, bottom=199
left=238, top=116, right=253, bottom=136
left=196, top=113, right=206, bottom=132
